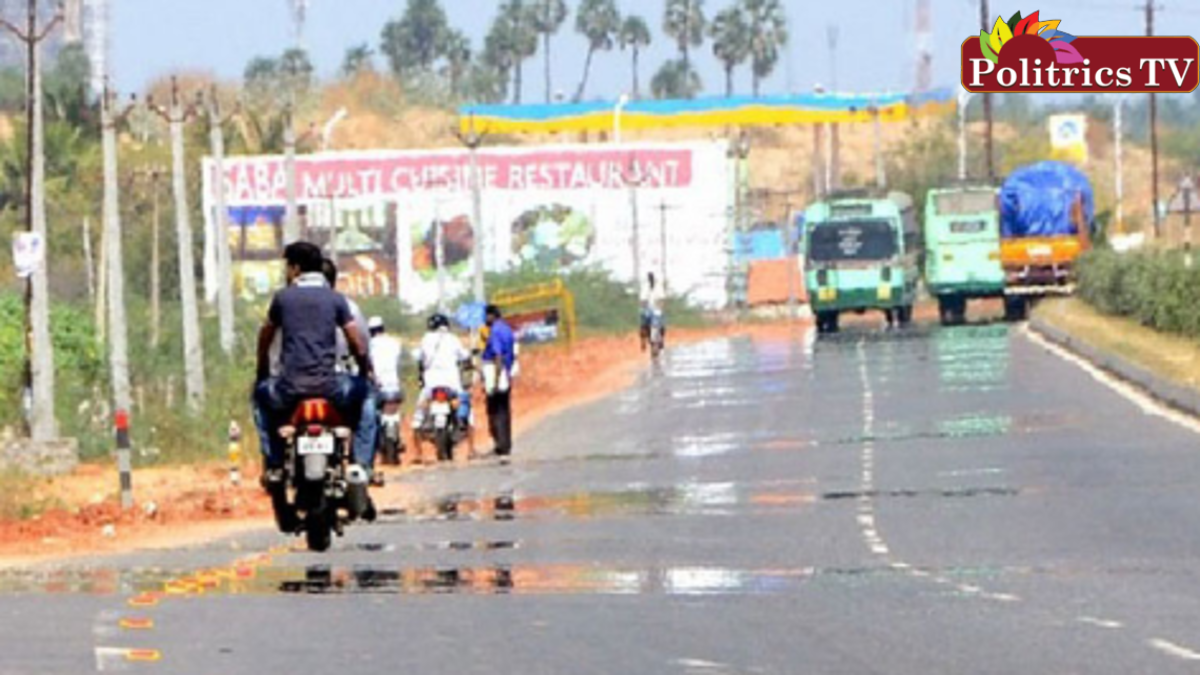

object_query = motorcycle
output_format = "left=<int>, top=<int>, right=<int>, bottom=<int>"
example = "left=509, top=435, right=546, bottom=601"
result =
left=377, top=395, right=406, bottom=466
left=273, top=398, right=373, bottom=552
left=648, top=314, right=665, bottom=361
left=415, top=387, right=472, bottom=463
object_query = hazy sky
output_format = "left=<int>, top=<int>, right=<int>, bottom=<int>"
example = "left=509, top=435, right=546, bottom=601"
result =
left=109, top=1, right=1187, bottom=100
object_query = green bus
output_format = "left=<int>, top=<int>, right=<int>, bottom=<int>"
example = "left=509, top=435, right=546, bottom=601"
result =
left=803, top=191, right=920, bottom=334
left=923, top=186, right=1004, bottom=326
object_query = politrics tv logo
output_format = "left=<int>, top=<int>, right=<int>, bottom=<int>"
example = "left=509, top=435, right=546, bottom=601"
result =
left=962, top=9, right=1199, bottom=94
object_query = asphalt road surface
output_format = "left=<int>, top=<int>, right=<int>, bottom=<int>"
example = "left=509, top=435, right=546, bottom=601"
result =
left=6, top=322, right=1200, bottom=674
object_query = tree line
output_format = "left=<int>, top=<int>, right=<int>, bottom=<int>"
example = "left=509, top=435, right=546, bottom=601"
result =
left=271, top=0, right=791, bottom=105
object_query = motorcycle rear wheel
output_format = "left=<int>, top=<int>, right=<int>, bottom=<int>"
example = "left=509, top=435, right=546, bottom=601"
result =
left=435, top=427, right=454, bottom=462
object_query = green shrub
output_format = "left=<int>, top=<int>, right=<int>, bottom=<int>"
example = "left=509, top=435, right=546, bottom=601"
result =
left=1079, top=249, right=1200, bottom=338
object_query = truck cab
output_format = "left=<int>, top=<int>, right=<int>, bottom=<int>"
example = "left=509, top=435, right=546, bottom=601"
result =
left=803, top=191, right=920, bottom=334
left=923, top=186, right=1005, bottom=325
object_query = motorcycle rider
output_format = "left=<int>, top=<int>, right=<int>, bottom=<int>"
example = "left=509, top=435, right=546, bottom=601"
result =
left=411, top=312, right=472, bottom=462
left=253, top=242, right=373, bottom=501
left=639, top=272, right=665, bottom=351
left=321, top=257, right=379, bottom=478
left=369, top=316, right=405, bottom=466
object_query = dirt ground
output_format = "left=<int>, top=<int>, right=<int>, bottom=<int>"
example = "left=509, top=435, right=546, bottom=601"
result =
left=0, top=320, right=807, bottom=565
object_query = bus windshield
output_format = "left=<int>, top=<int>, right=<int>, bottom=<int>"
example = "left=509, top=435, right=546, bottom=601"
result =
left=933, top=190, right=996, bottom=216
left=808, top=220, right=898, bottom=262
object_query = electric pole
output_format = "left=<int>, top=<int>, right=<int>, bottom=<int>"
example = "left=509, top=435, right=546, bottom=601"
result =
left=205, top=87, right=237, bottom=356
left=980, top=0, right=995, bottom=182
left=827, top=26, right=840, bottom=192
left=151, top=78, right=207, bottom=412
left=101, top=84, right=137, bottom=417
left=0, top=0, right=62, bottom=439
left=454, top=119, right=487, bottom=306
left=283, top=99, right=300, bottom=245
left=626, top=153, right=643, bottom=291
left=1147, top=1, right=1162, bottom=238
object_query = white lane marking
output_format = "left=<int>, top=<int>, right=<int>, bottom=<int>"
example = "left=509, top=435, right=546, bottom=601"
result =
left=1024, top=326, right=1200, bottom=435
left=937, top=468, right=1005, bottom=478
left=985, top=593, right=1021, bottom=603
left=1149, top=638, right=1200, bottom=661
left=957, top=584, right=982, bottom=594
left=1077, top=616, right=1124, bottom=630
left=675, top=658, right=730, bottom=670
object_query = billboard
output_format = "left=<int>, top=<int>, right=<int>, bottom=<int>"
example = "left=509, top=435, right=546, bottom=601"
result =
left=201, top=142, right=733, bottom=310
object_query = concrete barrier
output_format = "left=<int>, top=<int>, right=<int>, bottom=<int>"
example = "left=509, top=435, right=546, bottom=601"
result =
left=1029, top=316, right=1200, bottom=418
left=0, top=436, right=79, bottom=477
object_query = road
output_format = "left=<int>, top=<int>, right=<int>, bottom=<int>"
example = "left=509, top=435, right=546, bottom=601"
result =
left=5, top=322, right=1200, bottom=674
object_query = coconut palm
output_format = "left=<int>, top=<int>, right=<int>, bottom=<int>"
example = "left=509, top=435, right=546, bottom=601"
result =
left=442, top=30, right=472, bottom=96
left=380, top=0, right=450, bottom=74
left=663, top=0, right=706, bottom=79
left=573, top=0, right=621, bottom=102
left=531, top=0, right=568, bottom=103
left=503, top=0, right=539, bottom=104
left=619, top=15, right=651, bottom=99
left=709, top=6, right=750, bottom=97
left=651, top=58, right=702, bottom=100
left=341, top=44, right=375, bottom=78
left=743, top=0, right=788, bottom=96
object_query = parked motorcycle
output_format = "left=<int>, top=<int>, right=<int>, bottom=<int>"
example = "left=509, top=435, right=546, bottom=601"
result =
left=272, top=398, right=373, bottom=552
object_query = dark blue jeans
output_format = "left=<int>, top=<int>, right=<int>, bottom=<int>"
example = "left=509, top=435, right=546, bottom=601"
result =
left=253, top=376, right=374, bottom=469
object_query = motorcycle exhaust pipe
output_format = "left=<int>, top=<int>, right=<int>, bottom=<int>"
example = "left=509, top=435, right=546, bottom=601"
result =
left=303, top=454, right=329, bottom=482
left=345, top=464, right=370, bottom=521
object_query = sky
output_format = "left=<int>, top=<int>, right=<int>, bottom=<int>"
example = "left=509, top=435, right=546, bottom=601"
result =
left=109, top=1, right=1191, bottom=101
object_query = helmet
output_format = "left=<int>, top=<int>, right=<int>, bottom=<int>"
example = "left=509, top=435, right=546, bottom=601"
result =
left=368, top=316, right=385, bottom=334
left=427, top=313, right=451, bottom=331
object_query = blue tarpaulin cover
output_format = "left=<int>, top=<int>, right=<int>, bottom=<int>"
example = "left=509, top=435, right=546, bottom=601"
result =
left=999, top=161, right=1095, bottom=238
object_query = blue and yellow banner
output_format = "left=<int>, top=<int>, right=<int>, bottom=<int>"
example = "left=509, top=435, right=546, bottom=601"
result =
left=458, top=89, right=956, bottom=135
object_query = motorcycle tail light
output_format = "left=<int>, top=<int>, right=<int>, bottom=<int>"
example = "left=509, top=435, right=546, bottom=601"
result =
left=307, top=425, right=324, bottom=437
left=433, top=389, right=450, bottom=402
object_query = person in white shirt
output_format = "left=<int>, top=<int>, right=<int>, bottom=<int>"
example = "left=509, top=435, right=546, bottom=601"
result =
left=368, top=316, right=404, bottom=403
left=411, top=313, right=472, bottom=432
left=639, top=272, right=665, bottom=352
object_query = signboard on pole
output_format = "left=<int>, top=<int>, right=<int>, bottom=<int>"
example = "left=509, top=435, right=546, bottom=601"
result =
left=12, top=232, right=44, bottom=279
left=202, top=142, right=733, bottom=310
left=1049, top=114, right=1089, bottom=165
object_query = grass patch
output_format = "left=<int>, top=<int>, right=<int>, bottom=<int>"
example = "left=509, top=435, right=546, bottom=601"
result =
left=1034, top=297, right=1200, bottom=390
left=0, top=472, right=60, bottom=520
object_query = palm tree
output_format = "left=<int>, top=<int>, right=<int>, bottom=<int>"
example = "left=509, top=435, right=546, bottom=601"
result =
left=442, top=30, right=472, bottom=97
left=709, top=6, right=750, bottom=97
left=573, top=0, right=621, bottom=102
left=619, top=15, right=651, bottom=99
left=531, top=0, right=568, bottom=103
left=651, top=59, right=702, bottom=99
left=380, top=0, right=450, bottom=75
left=743, top=0, right=788, bottom=96
left=663, top=0, right=706, bottom=80
left=500, top=0, right=539, bottom=104
left=341, top=44, right=375, bottom=78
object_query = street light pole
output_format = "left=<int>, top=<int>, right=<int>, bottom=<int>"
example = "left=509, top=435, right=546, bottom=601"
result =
left=958, top=91, right=973, bottom=181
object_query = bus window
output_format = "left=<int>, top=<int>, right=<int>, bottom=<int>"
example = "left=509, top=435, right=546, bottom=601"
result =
left=933, top=190, right=995, bottom=215
left=809, top=221, right=898, bottom=262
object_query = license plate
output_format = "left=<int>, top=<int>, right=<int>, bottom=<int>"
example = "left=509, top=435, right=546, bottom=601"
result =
left=1029, top=245, right=1052, bottom=258
left=877, top=285, right=893, bottom=301
left=434, top=415, right=448, bottom=429
left=818, top=287, right=837, bottom=302
left=298, top=435, right=334, bottom=456
left=430, top=402, right=451, bottom=415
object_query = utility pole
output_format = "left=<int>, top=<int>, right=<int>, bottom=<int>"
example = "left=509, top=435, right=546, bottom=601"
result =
left=1146, top=1, right=1162, bottom=238
left=656, top=200, right=678, bottom=295
left=1113, top=96, right=1125, bottom=235
left=626, top=152, right=643, bottom=291
left=958, top=91, right=973, bottom=181
left=873, top=101, right=887, bottom=190
left=149, top=169, right=162, bottom=349
left=283, top=99, right=300, bottom=245
left=454, top=116, right=487, bottom=305
left=1182, top=176, right=1194, bottom=267
left=980, top=0, right=995, bottom=182
left=205, top=87, right=237, bottom=356
left=827, top=26, right=840, bottom=192
left=101, top=84, right=136, bottom=417
left=0, top=0, right=62, bottom=440
left=151, top=78, right=207, bottom=412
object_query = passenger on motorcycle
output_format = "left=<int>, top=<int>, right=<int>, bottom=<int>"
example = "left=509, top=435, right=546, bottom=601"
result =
left=253, top=242, right=374, bottom=486
left=640, top=272, right=665, bottom=351
left=410, top=313, right=472, bottom=456
left=322, top=258, right=379, bottom=476
left=369, top=316, right=404, bottom=407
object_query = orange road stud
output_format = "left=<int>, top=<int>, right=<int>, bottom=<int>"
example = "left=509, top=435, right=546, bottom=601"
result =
left=119, top=618, right=155, bottom=630
left=125, top=649, right=162, bottom=663
left=127, top=593, right=159, bottom=608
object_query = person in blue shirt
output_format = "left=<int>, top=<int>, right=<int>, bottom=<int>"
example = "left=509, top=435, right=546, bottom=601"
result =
left=482, top=304, right=516, bottom=458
